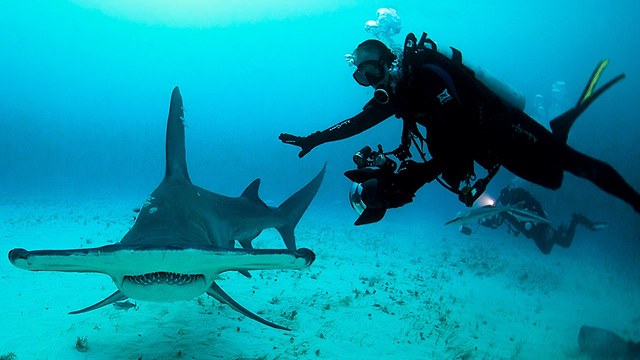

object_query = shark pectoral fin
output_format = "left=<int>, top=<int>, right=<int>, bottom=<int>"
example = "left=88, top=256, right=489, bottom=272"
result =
left=238, top=270, right=252, bottom=278
left=69, top=290, right=127, bottom=314
left=206, top=282, right=289, bottom=331
left=444, top=216, right=460, bottom=225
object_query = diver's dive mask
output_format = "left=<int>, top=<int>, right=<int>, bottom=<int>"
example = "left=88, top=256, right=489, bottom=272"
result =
left=353, top=60, right=386, bottom=87
left=352, top=60, right=391, bottom=104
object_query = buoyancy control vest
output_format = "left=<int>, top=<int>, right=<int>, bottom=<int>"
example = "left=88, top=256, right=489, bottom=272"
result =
left=397, top=32, right=507, bottom=206
left=402, top=32, right=526, bottom=111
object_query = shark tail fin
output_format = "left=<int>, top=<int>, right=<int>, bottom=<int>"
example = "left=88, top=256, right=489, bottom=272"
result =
left=276, top=163, right=327, bottom=251
left=550, top=60, right=625, bottom=143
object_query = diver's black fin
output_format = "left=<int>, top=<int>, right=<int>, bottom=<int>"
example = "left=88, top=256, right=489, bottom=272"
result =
left=550, top=59, right=625, bottom=143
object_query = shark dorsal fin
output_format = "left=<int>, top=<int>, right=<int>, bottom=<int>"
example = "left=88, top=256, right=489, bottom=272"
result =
left=164, top=87, right=191, bottom=183
left=241, top=179, right=268, bottom=208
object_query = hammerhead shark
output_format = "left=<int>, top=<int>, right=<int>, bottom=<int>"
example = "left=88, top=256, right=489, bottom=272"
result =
left=8, top=87, right=325, bottom=330
left=445, top=202, right=550, bottom=227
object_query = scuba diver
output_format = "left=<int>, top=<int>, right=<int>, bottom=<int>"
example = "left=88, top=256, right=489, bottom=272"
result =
left=279, top=32, right=640, bottom=225
left=478, top=185, right=608, bottom=254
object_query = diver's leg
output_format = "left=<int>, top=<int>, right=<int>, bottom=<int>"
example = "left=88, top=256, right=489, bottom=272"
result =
left=572, top=213, right=610, bottom=231
left=488, top=108, right=567, bottom=190
left=562, top=147, right=640, bottom=213
left=531, top=226, right=554, bottom=254
left=554, top=213, right=608, bottom=248
left=553, top=219, right=578, bottom=248
left=549, top=108, right=578, bottom=144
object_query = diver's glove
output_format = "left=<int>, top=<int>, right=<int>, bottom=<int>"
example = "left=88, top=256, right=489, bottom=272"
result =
left=279, top=132, right=320, bottom=158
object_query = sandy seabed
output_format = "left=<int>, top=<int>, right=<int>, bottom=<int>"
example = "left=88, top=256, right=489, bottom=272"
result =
left=0, top=198, right=638, bottom=360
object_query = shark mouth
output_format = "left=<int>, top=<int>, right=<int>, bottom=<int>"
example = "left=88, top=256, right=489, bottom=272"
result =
left=125, top=272, right=204, bottom=286
left=120, top=271, right=209, bottom=302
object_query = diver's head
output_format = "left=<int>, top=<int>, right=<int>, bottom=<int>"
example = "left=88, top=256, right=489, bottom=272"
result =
left=351, top=39, right=396, bottom=89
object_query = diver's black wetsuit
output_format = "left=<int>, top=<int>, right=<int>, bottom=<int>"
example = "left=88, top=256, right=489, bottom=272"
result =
left=280, top=34, right=640, bottom=214
left=480, top=186, right=601, bottom=254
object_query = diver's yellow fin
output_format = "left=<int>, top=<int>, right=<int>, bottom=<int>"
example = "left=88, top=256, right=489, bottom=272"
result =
left=578, top=59, right=609, bottom=106
left=550, top=60, right=625, bottom=143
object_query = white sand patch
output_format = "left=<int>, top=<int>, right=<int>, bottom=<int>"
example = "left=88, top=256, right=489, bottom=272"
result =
left=0, top=200, right=638, bottom=359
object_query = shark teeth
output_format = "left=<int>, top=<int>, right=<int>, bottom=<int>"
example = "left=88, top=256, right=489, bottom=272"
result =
left=125, top=272, right=204, bottom=286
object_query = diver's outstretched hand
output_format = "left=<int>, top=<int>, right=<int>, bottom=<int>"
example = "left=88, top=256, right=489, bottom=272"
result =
left=279, top=133, right=317, bottom=158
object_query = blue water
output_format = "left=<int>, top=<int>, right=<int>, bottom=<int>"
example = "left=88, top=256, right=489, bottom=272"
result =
left=0, top=1, right=639, bottom=359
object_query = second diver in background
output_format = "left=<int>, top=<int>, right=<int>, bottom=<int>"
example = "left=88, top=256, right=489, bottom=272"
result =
left=478, top=185, right=608, bottom=254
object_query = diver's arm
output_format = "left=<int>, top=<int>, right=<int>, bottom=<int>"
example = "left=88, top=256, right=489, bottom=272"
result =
left=311, top=99, right=395, bottom=142
left=279, top=100, right=395, bottom=158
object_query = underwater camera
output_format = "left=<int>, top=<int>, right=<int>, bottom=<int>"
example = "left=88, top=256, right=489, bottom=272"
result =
left=457, top=178, right=489, bottom=208
left=352, top=145, right=396, bottom=171
left=345, top=145, right=405, bottom=225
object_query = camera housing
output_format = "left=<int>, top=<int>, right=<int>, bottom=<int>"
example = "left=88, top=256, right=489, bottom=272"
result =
left=352, top=145, right=397, bottom=171
left=346, top=144, right=408, bottom=225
